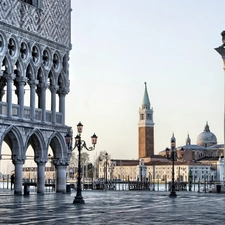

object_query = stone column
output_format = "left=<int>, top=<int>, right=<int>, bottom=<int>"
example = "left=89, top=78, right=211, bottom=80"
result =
left=215, top=34, right=225, bottom=182
left=28, top=79, right=39, bottom=120
left=14, top=77, right=27, bottom=118
left=13, top=157, right=24, bottom=195
left=53, top=159, right=69, bottom=193
left=35, top=158, right=47, bottom=194
left=49, top=85, right=58, bottom=124
left=58, top=88, right=68, bottom=125
left=4, top=74, right=15, bottom=117
left=36, top=83, right=48, bottom=122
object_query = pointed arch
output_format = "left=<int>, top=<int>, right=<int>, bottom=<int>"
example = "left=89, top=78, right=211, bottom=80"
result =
left=48, top=131, right=67, bottom=159
left=25, top=128, right=46, bottom=159
left=0, top=125, right=24, bottom=157
left=48, top=69, right=56, bottom=86
left=14, top=58, right=26, bottom=77
left=37, top=65, right=47, bottom=84
left=2, top=55, right=13, bottom=75
left=26, top=63, right=36, bottom=81
left=58, top=72, right=67, bottom=89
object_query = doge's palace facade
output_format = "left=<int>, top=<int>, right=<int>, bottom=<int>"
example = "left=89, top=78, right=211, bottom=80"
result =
left=0, top=0, right=72, bottom=194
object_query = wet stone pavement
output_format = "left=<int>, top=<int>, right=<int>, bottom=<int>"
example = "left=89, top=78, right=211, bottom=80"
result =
left=0, top=189, right=224, bottom=225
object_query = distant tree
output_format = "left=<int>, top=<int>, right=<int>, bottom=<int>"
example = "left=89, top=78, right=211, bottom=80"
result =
left=69, top=151, right=90, bottom=167
left=94, top=150, right=110, bottom=178
left=69, top=151, right=77, bottom=168
left=80, top=152, right=89, bottom=166
left=98, top=150, right=110, bottom=161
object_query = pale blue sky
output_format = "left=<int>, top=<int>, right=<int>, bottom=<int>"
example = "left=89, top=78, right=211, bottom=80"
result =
left=67, top=0, right=225, bottom=161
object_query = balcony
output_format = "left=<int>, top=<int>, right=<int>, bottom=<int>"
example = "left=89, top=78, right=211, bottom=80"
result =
left=0, top=102, right=63, bottom=124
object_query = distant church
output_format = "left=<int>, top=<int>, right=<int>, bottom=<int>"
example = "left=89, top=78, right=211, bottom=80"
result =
left=159, top=122, right=224, bottom=162
left=98, top=83, right=224, bottom=182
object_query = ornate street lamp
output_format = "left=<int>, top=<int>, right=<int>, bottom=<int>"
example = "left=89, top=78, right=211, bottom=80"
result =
left=65, top=122, right=98, bottom=204
left=166, top=134, right=177, bottom=198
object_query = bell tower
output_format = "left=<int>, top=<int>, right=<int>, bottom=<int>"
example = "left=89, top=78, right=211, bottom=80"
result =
left=138, top=82, right=154, bottom=159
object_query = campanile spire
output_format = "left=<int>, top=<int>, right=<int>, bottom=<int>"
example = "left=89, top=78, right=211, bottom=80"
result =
left=138, top=82, right=154, bottom=159
left=142, top=82, right=150, bottom=109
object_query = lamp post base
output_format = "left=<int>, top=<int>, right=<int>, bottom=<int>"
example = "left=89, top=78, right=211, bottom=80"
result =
left=73, top=196, right=85, bottom=204
left=169, top=192, right=177, bottom=198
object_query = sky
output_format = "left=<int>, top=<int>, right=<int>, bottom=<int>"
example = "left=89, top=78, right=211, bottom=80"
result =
left=1, top=0, right=225, bottom=172
left=66, top=0, right=225, bottom=162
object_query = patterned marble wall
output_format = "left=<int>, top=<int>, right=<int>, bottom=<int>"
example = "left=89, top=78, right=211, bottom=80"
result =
left=0, top=0, right=71, bottom=48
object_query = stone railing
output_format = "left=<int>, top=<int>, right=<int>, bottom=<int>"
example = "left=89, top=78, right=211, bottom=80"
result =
left=0, top=102, right=63, bottom=124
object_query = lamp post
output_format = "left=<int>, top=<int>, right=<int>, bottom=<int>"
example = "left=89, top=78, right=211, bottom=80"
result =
left=105, top=152, right=108, bottom=186
left=65, top=122, right=98, bottom=204
left=198, top=174, right=200, bottom=193
left=166, top=134, right=177, bottom=198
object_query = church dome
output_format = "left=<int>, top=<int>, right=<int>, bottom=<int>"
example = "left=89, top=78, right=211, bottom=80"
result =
left=197, top=122, right=217, bottom=147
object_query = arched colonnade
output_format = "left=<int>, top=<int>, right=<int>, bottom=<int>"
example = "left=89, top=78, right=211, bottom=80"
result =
left=1, top=125, right=71, bottom=194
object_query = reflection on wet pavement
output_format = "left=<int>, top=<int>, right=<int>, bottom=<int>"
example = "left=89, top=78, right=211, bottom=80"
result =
left=0, top=190, right=224, bottom=224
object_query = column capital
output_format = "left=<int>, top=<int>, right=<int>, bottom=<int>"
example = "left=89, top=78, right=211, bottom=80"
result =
left=49, top=85, right=59, bottom=93
left=12, top=155, right=25, bottom=164
left=28, top=79, right=39, bottom=87
left=35, top=157, right=47, bottom=165
left=14, top=76, right=27, bottom=85
left=37, top=83, right=49, bottom=90
left=57, top=87, right=69, bottom=96
left=53, top=158, right=69, bottom=166
left=3, top=73, right=15, bottom=81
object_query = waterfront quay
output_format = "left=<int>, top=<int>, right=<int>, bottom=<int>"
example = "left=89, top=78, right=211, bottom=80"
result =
left=0, top=189, right=224, bottom=225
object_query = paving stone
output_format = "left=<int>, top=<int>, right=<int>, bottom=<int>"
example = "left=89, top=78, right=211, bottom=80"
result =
left=0, top=189, right=224, bottom=224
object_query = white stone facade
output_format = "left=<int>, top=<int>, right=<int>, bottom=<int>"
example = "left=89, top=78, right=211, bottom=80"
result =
left=98, top=159, right=215, bottom=183
left=0, top=0, right=72, bottom=194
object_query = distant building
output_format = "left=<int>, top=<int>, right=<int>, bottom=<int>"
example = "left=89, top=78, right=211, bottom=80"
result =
left=158, top=122, right=224, bottom=180
left=98, top=158, right=214, bottom=183
left=23, top=167, right=55, bottom=180
left=98, top=86, right=223, bottom=183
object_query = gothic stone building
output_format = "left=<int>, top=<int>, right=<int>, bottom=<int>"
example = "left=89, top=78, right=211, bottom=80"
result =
left=0, top=0, right=72, bottom=194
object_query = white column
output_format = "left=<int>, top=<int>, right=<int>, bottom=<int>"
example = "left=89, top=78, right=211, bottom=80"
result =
left=13, top=160, right=23, bottom=195
left=36, top=83, right=48, bottom=122
left=55, top=165, right=67, bottom=193
left=28, top=80, right=38, bottom=120
left=215, top=44, right=225, bottom=182
left=49, top=85, right=58, bottom=124
left=58, top=89, right=67, bottom=125
left=15, top=77, right=27, bottom=118
left=36, top=161, right=46, bottom=194
left=41, top=85, right=47, bottom=122
left=6, top=76, right=13, bottom=117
